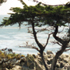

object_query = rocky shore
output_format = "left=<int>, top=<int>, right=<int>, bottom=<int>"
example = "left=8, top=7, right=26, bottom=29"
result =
left=0, top=48, right=70, bottom=70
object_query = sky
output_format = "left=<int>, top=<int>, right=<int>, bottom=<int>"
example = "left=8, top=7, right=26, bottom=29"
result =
left=0, top=0, right=70, bottom=15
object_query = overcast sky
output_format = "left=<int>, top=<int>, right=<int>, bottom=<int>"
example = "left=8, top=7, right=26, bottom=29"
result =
left=0, top=0, right=70, bottom=15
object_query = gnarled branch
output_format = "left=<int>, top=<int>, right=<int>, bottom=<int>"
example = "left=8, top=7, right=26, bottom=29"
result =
left=31, top=21, right=44, bottom=51
left=53, top=26, right=64, bottom=44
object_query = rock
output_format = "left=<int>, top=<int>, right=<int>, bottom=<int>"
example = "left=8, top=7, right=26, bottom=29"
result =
left=2, top=49, right=70, bottom=70
left=34, top=58, right=44, bottom=70
left=23, top=66, right=34, bottom=70
left=66, top=66, right=70, bottom=70
left=5, top=68, right=8, bottom=70
left=35, top=62, right=43, bottom=70
left=63, top=58, right=69, bottom=63
left=48, top=64, right=51, bottom=69
left=11, top=58, right=17, bottom=64
left=44, top=54, right=48, bottom=60
left=47, top=54, right=54, bottom=58
left=37, top=53, right=40, bottom=56
left=20, top=57, right=26, bottom=65
left=55, top=68, right=64, bottom=70
left=15, top=60, right=21, bottom=65
left=6, top=63, right=13, bottom=69
left=60, top=61, right=65, bottom=68
left=29, top=63, right=34, bottom=69
left=38, top=59, right=44, bottom=65
left=58, top=57, right=63, bottom=61
left=47, top=50, right=53, bottom=54
left=59, top=54, right=69, bottom=61
left=64, top=63, right=69, bottom=70
left=22, top=54, right=35, bottom=69
left=32, top=54, right=37, bottom=58
left=65, top=54, right=69, bottom=58
left=58, top=55, right=64, bottom=61
left=47, top=55, right=52, bottom=58
left=47, top=58, right=53, bottom=64
left=10, top=65, right=22, bottom=70
left=56, top=63, right=60, bottom=68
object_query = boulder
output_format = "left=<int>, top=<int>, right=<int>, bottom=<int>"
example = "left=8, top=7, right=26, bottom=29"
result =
left=46, top=50, right=53, bottom=54
left=64, top=63, right=69, bottom=70
left=29, top=63, right=34, bottom=69
left=55, top=68, right=64, bottom=70
left=23, top=54, right=35, bottom=69
left=63, top=58, right=69, bottom=63
left=32, top=54, right=37, bottom=58
left=34, top=59, right=43, bottom=70
left=20, top=57, right=26, bottom=66
left=56, top=62, right=60, bottom=68
left=10, top=65, right=22, bottom=70
left=47, top=58, right=53, bottom=64
left=44, top=54, right=48, bottom=60
left=60, top=61, right=65, bottom=68
left=47, top=54, right=54, bottom=58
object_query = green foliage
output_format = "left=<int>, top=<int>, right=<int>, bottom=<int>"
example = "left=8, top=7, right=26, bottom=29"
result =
left=20, top=0, right=28, bottom=7
left=0, top=50, right=25, bottom=59
left=10, top=7, right=23, bottom=13
left=0, top=1, right=70, bottom=27
left=0, top=50, right=25, bottom=69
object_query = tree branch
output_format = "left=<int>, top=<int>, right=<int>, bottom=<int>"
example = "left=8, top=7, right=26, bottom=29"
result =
left=44, top=33, right=52, bottom=48
left=31, top=21, right=44, bottom=51
left=51, top=26, right=70, bottom=70
left=32, top=46, right=40, bottom=52
left=65, top=48, right=70, bottom=52
left=53, top=26, right=64, bottom=44
left=51, top=41, right=62, bottom=46
left=58, top=27, right=64, bottom=33
left=19, top=0, right=28, bottom=6
left=51, top=45, right=66, bottom=70
left=31, top=21, right=49, bottom=70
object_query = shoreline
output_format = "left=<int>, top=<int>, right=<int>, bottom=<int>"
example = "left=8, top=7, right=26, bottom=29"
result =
left=0, top=48, right=70, bottom=70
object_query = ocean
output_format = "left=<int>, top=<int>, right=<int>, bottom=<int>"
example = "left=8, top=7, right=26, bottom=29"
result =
left=0, top=15, right=70, bottom=56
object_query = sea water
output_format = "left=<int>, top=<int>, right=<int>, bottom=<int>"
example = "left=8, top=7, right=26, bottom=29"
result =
left=0, top=15, right=70, bottom=56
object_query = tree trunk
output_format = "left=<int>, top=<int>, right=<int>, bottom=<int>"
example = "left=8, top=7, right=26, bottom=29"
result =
left=31, top=21, right=48, bottom=70
left=41, top=53, right=48, bottom=70
left=51, top=46, right=66, bottom=70
left=52, top=26, right=69, bottom=70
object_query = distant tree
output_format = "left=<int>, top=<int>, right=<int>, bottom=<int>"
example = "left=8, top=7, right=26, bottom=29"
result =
left=0, top=0, right=70, bottom=70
